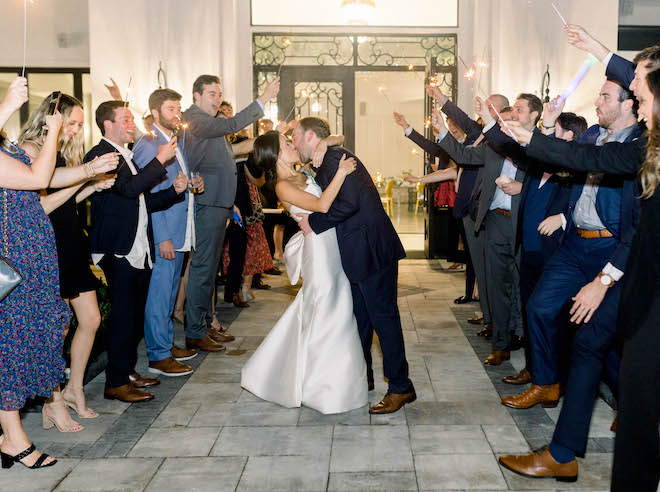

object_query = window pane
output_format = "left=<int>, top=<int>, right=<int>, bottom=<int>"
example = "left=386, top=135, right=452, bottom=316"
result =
left=0, top=73, right=21, bottom=141
left=27, top=73, right=74, bottom=118
left=251, top=0, right=458, bottom=27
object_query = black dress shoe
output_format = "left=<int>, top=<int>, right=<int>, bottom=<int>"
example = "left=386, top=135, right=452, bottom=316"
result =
left=368, top=380, right=375, bottom=391
left=510, top=335, right=526, bottom=351
left=454, top=295, right=475, bottom=305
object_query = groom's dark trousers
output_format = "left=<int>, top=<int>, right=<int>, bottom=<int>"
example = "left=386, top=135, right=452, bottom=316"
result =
left=308, top=147, right=414, bottom=395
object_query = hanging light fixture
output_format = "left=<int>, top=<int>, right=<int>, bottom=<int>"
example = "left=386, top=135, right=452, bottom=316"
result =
left=341, top=0, right=376, bottom=26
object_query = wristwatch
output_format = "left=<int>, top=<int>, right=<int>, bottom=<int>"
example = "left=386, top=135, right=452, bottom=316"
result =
left=597, top=272, right=615, bottom=288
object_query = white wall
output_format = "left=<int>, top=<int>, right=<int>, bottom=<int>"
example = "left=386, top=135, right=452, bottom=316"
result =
left=1, top=0, right=622, bottom=143
left=0, top=0, right=89, bottom=68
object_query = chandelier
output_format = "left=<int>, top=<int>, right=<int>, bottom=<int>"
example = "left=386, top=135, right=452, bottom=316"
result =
left=341, top=0, right=376, bottom=26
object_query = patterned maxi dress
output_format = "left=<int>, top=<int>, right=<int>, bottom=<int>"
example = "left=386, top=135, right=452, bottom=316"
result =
left=0, top=146, right=71, bottom=411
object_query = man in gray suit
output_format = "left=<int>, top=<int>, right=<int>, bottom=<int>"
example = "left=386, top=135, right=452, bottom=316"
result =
left=183, top=74, right=280, bottom=352
left=431, top=100, right=533, bottom=366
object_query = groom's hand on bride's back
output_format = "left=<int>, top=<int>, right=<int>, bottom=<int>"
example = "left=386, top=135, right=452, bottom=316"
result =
left=297, top=213, right=312, bottom=236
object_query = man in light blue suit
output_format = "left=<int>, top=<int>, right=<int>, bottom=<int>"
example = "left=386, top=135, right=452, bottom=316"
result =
left=134, top=88, right=203, bottom=377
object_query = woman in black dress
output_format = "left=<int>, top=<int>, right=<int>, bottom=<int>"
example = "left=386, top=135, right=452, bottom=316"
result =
left=20, top=94, right=118, bottom=431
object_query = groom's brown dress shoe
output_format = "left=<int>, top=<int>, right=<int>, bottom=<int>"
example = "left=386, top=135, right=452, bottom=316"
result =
left=468, top=316, right=484, bottom=325
left=499, top=446, right=578, bottom=482
left=369, top=392, right=416, bottom=414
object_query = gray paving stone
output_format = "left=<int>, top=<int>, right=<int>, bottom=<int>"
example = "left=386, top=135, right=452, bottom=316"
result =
left=405, top=401, right=514, bottom=425
left=327, top=472, right=419, bottom=491
left=54, top=458, right=163, bottom=491
left=211, top=425, right=332, bottom=457
left=129, top=427, right=221, bottom=457
left=414, top=454, right=508, bottom=490
left=0, top=458, right=80, bottom=492
left=297, top=405, right=370, bottom=426
left=236, top=456, right=329, bottom=491
left=145, top=457, right=246, bottom=492
left=219, top=401, right=301, bottom=426
left=150, top=400, right=201, bottom=428
left=330, top=425, right=414, bottom=473
left=409, top=425, right=490, bottom=455
left=482, top=424, right=531, bottom=454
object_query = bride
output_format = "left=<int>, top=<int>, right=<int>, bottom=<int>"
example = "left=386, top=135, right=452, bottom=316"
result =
left=241, top=131, right=368, bottom=414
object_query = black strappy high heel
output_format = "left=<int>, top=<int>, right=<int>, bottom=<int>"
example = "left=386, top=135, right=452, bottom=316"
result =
left=1, top=444, right=57, bottom=469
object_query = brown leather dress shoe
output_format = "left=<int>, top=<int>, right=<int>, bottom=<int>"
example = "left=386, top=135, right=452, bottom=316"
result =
left=503, top=368, right=532, bottom=385
left=477, top=323, right=493, bottom=338
left=499, top=446, right=577, bottom=482
left=611, top=415, right=618, bottom=432
left=207, top=326, right=235, bottom=343
left=369, top=392, right=417, bottom=414
left=232, top=292, right=249, bottom=308
left=171, top=344, right=197, bottom=361
left=468, top=316, right=484, bottom=325
left=129, top=372, right=160, bottom=388
left=186, top=335, right=226, bottom=353
left=148, top=357, right=193, bottom=377
left=484, top=350, right=510, bottom=366
left=501, top=383, right=560, bottom=409
left=104, top=384, right=154, bottom=403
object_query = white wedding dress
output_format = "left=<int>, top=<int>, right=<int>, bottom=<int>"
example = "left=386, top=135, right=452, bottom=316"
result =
left=241, top=177, right=368, bottom=414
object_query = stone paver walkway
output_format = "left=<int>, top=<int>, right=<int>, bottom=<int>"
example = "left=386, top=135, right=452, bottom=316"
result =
left=3, top=260, right=622, bottom=491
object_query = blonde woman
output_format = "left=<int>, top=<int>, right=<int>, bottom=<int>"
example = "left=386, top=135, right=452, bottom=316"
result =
left=18, top=94, right=118, bottom=433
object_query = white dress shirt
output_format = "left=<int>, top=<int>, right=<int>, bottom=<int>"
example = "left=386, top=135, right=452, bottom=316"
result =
left=92, top=138, right=152, bottom=270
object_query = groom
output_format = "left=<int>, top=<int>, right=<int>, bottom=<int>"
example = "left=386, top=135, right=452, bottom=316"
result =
left=294, top=117, right=415, bottom=414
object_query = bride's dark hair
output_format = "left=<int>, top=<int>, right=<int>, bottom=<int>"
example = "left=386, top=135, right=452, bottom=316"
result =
left=253, top=130, right=281, bottom=185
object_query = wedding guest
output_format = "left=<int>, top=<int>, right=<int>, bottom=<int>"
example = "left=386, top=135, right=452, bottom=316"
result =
left=182, top=74, right=279, bottom=352
left=21, top=94, right=117, bottom=428
left=0, top=77, right=67, bottom=469
left=133, top=89, right=203, bottom=377
left=87, top=101, right=186, bottom=402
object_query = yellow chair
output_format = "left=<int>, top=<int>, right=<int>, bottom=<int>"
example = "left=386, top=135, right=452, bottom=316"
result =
left=414, top=182, right=425, bottom=215
left=380, top=180, right=395, bottom=216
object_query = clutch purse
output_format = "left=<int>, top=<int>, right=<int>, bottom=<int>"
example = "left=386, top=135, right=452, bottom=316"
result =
left=0, top=189, right=22, bottom=302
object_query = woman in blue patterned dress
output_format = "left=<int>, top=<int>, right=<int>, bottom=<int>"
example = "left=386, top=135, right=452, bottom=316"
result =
left=0, top=77, right=70, bottom=469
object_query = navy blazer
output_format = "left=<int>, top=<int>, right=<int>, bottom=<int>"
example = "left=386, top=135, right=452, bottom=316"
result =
left=606, top=53, right=635, bottom=89
left=526, top=132, right=652, bottom=337
left=308, top=146, right=405, bottom=283
left=484, top=122, right=642, bottom=272
left=85, top=139, right=183, bottom=261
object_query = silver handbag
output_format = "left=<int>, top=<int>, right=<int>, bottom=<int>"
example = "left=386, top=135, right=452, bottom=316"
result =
left=0, top=189, right=22, bottom=301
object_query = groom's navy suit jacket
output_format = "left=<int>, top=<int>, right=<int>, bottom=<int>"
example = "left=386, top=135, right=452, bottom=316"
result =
left=308, top=146, right=406, bottom=283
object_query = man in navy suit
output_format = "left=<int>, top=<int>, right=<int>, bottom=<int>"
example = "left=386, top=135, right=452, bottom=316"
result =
left=86, top=101, right=187, bottom=402
left=560, top=26, right=660, bottom=491
left=133, top=89, right=207, bottom=378
left=497, top=79, right=642, bottom=481
left=294, top=117, right=415, bottom=414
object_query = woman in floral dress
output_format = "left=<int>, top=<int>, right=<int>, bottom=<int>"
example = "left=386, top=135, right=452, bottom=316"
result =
left=0, top=77, right=69, bottom=469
